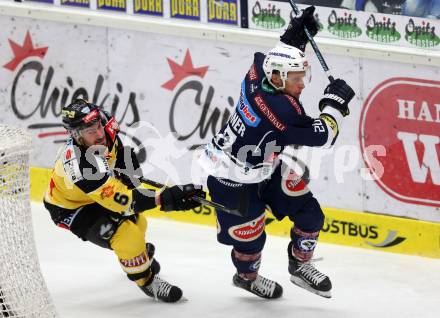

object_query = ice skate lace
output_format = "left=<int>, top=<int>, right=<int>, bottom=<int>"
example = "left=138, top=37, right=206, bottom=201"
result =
left=251, top=275, right=276, bottom=297
left=296, top=261, right=327, bottom=285
left=147, top=276, right=173, bottom=301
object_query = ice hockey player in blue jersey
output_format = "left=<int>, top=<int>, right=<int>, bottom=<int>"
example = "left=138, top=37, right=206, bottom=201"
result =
left=197, top=6, right=355, bottom=299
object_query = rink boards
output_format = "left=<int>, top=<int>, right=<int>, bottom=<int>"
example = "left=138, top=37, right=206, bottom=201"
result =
left=30, top=167, right=440, bottom=259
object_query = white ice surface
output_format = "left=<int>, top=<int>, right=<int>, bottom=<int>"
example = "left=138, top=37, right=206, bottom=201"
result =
left=32, top=203, right=440, bottom=318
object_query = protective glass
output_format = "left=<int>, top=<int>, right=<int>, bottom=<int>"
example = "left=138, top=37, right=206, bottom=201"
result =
left=78, top=120, right=104, bottom=138
left=285, top=67, right=312, bottom=85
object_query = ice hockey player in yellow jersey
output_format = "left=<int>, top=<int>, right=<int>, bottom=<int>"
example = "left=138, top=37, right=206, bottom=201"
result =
left=43, top=99, right=204, bottom=303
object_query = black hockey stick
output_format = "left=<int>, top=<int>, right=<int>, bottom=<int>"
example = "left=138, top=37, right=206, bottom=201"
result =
left=288, top=0, right=335, bottom=83
left=136, top=176, right=248, bottom=217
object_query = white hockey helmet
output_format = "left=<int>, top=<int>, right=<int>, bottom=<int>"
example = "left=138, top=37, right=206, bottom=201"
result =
left=263, top=44, right=310, bottom=90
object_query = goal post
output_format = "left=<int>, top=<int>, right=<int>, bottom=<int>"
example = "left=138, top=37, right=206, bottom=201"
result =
left=0, top=125, right=58, bottom=317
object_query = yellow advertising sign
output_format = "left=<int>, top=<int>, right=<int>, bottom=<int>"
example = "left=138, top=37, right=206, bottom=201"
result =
left=30, top=167, right=440, bottom=258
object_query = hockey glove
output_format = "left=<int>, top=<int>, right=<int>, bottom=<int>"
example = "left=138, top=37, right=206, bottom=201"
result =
left=280, top=6, right=319, bottom=52
left=159, top=184, right=205, bottom=212
left=319, top=79, right=355, bottom=117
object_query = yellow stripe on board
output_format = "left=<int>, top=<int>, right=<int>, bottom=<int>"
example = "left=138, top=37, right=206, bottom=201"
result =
left=31, top=167, right=440, bottom=258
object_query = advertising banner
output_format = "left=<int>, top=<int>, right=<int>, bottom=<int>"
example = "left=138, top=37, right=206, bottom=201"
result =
left=0, top=15, right=438, bottom=224
left=274, top=0, right=440, bottom=19
left=26, top=0, right=54, bottom=3
left=170, top=0, right=201, bottom=20
left=207, top=0, right=239, bottom=25
left=359, top=59, right=440, bottom=221
left=248, top=0, right=440, bottom=50
left=60, top=0, right=91, bottom=8
left=133, top=0, right=164, bottom=16
left=97, top=0, right=127, bottom=12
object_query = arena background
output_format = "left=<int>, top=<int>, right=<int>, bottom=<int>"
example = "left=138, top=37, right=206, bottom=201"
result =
left=1, top=0, right=439, bottom=259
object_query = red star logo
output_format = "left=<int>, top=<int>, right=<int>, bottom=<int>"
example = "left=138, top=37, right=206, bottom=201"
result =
left=3, top=31, right=48, bottom=71
left=162, top=49, right=209, bottom=91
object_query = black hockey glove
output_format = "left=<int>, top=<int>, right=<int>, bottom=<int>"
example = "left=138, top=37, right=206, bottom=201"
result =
left=319, top=79, right=355, bottom=117
left=159, top=184, right=205, bottom=212
left=280, top=6, right=319, bottom=52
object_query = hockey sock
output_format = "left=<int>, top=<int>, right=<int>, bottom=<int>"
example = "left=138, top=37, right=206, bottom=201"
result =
left=231, top=249, right=262, bottom=280
left=289, top=227, right=319, bottom=262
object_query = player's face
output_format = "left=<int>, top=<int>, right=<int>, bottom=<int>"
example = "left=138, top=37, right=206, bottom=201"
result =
left=284, top=71, right=306, bottom=98
left=79, top=121, right=107, bottom=147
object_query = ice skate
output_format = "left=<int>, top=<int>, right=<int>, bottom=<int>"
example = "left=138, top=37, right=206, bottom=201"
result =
left=233, top=273, right=283, bottom=299
left=140, top=275, right=183, bottom=303
left=289, top=256, right=332, bottom=298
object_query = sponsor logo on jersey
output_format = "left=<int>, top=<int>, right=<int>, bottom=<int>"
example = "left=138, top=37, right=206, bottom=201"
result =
left=64, top=160, right=82, bottom=182
left=60, top=0, right=90, bottom=8
left=360, top=77, right=440, bottom=207
left=237, top=82, right=261, bottom=127
left=97, top=0, right=126, bottom=12
left=254, top=94, right=286, bottom=131
left=285, top=95, right=302, bottom=115
left=328, top=10, right=362, bottom=39
left=171, top=0, right=200, bottom=20
left=248, top=63, right=258, bottom=81
left=63, top=146, right=84, bottom=182
left=57, top=213, right=75, bottom=230
left=134, top=0, right=164, bottom=16
left=65, top=149, right=72, bottom=160
left=281, top=170, right=310, bottom=197
left=366, top=14, right=401, bottom=43
left=57, top=209, right=81, bottom=230
left=228, top=213, right=265, bottom=242
left=405, top=18, right=439, bottom=48
left=207, top=0, right=238, bottom=25
left=94, top=155, right=111, bottom=174
left=249, top=83, right=259, bottom=94
left=100, top=184, right=115, bottom=199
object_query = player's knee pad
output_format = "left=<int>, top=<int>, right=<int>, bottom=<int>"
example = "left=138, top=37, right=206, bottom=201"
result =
left=293, top=197, right=324, bottom=232
left=289, top=227, right=320, bottom=262
left=231, top=248, right=262, bottom=277
left=84, top=215, right=120, bottom=249
left=110, top=218, right=146, bottom=259
left=216, top=212, right=267, bottom=249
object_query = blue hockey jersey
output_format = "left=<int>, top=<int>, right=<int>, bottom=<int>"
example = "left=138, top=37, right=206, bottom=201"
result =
left=198, top=52, right=341, bottom=183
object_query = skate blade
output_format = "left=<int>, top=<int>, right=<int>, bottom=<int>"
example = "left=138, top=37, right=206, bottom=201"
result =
left=290, top=276, right=332, bottom=298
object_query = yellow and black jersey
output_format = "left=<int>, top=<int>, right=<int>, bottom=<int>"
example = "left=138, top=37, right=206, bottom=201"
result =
left=44, top=137, right=156, bottom=215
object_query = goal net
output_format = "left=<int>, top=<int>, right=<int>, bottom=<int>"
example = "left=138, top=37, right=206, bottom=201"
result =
left=0, top=125, right=58, bottom=317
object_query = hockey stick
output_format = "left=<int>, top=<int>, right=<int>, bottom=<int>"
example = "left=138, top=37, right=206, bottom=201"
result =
left=136, top=176, right=248, bottom=217
left=288, top=0, right=335, bottom=83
